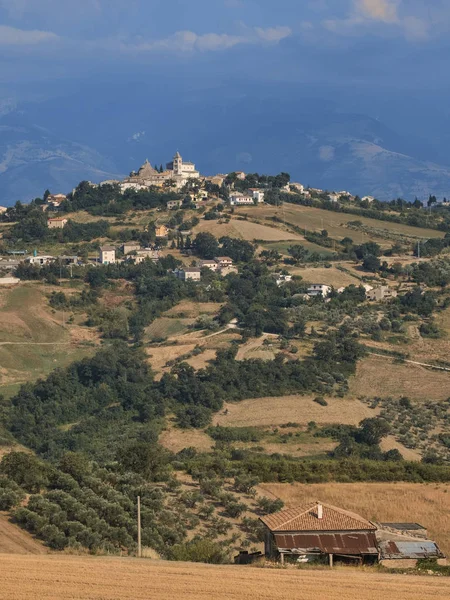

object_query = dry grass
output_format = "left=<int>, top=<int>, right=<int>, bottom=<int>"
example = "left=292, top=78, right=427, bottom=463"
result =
left=159, top=426, right=213, bottom=453
left=194, top=218, right=303, bottom=242
left=289, top=265, right=361, bottom=288
left=379, top=436, right=422, bottom=461
left=1, top=555, right=449, bottom=600
left=164, top=301, right=223, bottom=319
left=212, top=396, right=377, bottom=428
left=258, top=482, right=450, bottom=558
left=349, top=355, right=450, bottom=401
left=145, top=317, right=195, bottom=340
left=236, top=337, right=278, bottom=361
left=248, top=204, right=444, bottom=245
left=0, top=513, right=47, bottom=555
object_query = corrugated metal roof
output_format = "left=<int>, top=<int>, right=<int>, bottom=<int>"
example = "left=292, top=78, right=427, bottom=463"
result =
left=274, top=532, right=378, bottom=555
left=379, top=540, right=443, bottom=560
left=379, top=523, right=426, bottom=531
left=261, top=502, right=376, bottom=532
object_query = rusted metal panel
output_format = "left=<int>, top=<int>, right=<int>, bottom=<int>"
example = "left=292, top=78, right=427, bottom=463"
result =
left=274, top=532, right=378, bottom=555
left=379, top=540, right=443, bottom=560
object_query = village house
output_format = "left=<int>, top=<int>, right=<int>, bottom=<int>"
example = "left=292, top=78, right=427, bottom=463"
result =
left=307, top=284, right=332, bottom=298
left=328, top=193, right=341, bottom=203
left=99, top=246, right=116, bottom=265
left=215, top=257, right=233, bottom=269
left=273, top=273, right=293, bottom=287
left=366, top=286, right=397, bottom=302
left=43, top=193, right=67, bottom=211
left=47, top=217, right=68, bottom=229
left=290, top=183, right=305, bottom=193
left=0, top=206, right=8, bottom=214
left=206, top=174, right=226, bottom=187
left=362, top=195, right=375, bottom=204
left=130, top=249, right=160, bottom=264
left=249, top=189, right=265, bottom=203
left=167, top=199, right=183, bottom=210
left=155, top=225, right=169, bottom=238
left=175, top=268, right=201, bottom=282
left=234, top=171, right=246, bottom=180
left=230, top=193, right=254, bottom=206
left=198, top=259, right=219, bottom=272
left=27, top=255, right=56, bottom=266
left=219, top=265, right=238, bottom=276
left=260, top=502, right=379, bottom=566
left=121, top=243, right=141, bottom=255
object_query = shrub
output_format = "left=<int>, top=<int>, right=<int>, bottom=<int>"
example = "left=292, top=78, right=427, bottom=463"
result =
left=168, top=539, right=230, bottom=563
left=313, top=396, right=328, bottom=407
left=256, top=497, right=284, bottom=514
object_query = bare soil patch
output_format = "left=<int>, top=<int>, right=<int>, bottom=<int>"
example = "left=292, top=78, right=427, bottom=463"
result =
left=159, top=426, right=213, bottom=453
left=379, top=436, right=422, bottom=461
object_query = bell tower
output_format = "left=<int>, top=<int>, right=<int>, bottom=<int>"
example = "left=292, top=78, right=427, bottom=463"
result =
left=173, top=151, right=182, bottom=175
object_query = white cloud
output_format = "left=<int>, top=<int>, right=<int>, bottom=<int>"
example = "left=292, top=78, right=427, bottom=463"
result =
left=355, top=0, right=399, bottom=23
left=0, top=25, right=59, bottom=45
left=124, top=25, right=292, bottom=54
left=255, top=26, right=292, bottom=43
left=324, top=0, right=430, bottom=40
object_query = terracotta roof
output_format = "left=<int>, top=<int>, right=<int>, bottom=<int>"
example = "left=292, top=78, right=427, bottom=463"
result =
left=261, top=502, right=376, bottom=532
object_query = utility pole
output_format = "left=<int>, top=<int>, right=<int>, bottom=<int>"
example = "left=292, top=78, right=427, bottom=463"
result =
left=137, top=496, right=142, bottom=558
left=417, top=241, right=421, bottom=260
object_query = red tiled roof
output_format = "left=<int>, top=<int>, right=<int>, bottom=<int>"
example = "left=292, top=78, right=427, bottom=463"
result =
left=261, top=502, right=376, bottom=532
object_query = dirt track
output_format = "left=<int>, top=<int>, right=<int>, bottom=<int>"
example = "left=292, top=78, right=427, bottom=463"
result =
left=0, top=513, right=47, bottom=555
left=1, top=555, right=449, bottom=600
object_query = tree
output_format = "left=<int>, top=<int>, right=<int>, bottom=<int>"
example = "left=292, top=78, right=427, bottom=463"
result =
left=354, top=242, right=382, bottom=259
left=357, top=418, right=390, bottom=446
left=0, top=452, right=49, bottom=493
left=362, top=254, right=381, bottom=272
left=117, top=442, right=171, bottom=482
left=193, top=233, right=220, bottom=259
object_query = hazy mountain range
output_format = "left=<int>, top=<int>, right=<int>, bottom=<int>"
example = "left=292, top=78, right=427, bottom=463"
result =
left=1, top=83, right=450, bottom=206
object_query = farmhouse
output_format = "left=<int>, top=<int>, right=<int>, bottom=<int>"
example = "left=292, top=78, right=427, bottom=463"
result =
left=27, top=255, right=56, bottom=266
left=175, top=268, right=201, bottom=282
left=121, top=243, right=141, bottom=255
left=366, top=286, right=397, bottom=302
left=307, top=284, right=332, bottom=298
left=261, top=502, right=378, bottom=566
left=198, top=259, right=219, bottom=271
left=215, top=257, right=233, bottom=269
left=167, top=200, right=183, bottom=210
left=130, top=249, right=160, bottom=264
left=99, top=246, right=116, bottom=265
left=47, top=217, right=68, bottom=229
left=229, top=193, right=254, bottom=206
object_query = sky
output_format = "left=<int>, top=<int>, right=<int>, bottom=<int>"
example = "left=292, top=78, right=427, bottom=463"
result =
left=1, top=0, right=450, bottom=84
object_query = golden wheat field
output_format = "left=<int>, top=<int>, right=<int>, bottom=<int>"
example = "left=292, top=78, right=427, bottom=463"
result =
left=259, top=482, right=450, bottom=557
left=1, top=555, right=449, bottom=600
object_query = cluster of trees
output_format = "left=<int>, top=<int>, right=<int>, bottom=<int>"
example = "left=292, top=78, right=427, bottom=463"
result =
left=225, top=172, right=290, bottom=192
left=191, top=233, right=255, bottom=263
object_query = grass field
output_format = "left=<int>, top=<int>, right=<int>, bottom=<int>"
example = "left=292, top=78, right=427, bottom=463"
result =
left=289, top=265, right=362, bottom=287
left=349, top=355, right=450, bottom=401
left=194, top=218, right=303, bottom=242
left=259, top=482, right=450, bottom=558
left=212, top=395, right=377, bottom=428
left=1, top=555, right=449, bottom=600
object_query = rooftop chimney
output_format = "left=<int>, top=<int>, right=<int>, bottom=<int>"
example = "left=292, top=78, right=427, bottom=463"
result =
left=317, top=502, right=323, bottom=520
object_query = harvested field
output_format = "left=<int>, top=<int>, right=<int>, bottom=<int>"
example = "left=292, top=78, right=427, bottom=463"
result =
left=146, top=344, right=197, bottom=373
left=236, top=336, right=277, bottom=361
left=349, top=355, right=450, bottom=401
left=185, top=348, right=217, bottom=370
left=195, top=218, right=303, bottom=242
left=212, top=396, right=377, bottom=428
left=0, top=514, right=47, bottom=555
left=258, top=482, right=450, bottom=558
left=247, top=204, right=444, bottom=246
left=289, top=265, right=361, bottom=288
left=145, top=317, right=195, bottom=340
left=159, top=426, right=213, bottom=453
left=1, top=555, right=449, bottom=600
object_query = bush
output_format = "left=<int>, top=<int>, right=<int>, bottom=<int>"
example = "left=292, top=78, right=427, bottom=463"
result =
left=313, top=396, right=328, bottom=407
left=168, top=539, right=230, bottom=563
left=256, top=497, right=284, bottom=514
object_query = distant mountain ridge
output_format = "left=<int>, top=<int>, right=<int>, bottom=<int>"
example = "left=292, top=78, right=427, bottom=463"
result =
left=1, top=89, right=450, bottom=205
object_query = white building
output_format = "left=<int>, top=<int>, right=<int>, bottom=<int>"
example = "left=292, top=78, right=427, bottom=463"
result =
left=249, top=189, right=265, bottom=203
left=366, top=286, right=397, bottom=302
left=166, top=152, right=200, bottom=187
left=198, top=259, right=219, bottom=271
left=27, top=255, right=56, bottom=266
left=273, top=273, right=293, bottom=287
left=131, top=249, right=160, bottom=264
left=229, top=193, right=254, bottom=206
left=362, top=196, right=375, bottom=204
left=48, top=217, right=68, bottom=229
left=175, top=268, right=201, bottom=282
left=167, top=199, right=183, bottom=210
left=307, top=284, right=332, bottom=298
left=215, top=257, right=233, bottom=269
left=328, top=193, right=341, bottom=203
left=99, top=246, right=116, bottom=265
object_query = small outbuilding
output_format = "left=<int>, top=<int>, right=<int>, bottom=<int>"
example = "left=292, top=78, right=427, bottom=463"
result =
left=260, top=501, right=378, bottom=566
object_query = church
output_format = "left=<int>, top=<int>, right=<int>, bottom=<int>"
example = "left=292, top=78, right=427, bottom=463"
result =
left=120, top=152, right=200, bottom=191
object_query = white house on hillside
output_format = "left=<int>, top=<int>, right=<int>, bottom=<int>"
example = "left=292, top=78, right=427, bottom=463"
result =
left=307, top=284, right=332, bottom=298
left=99, top=246, right=116, bottom=265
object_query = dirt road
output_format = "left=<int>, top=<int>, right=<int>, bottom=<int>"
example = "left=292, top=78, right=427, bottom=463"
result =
left=1, top=555, right=449, bottom=600
left=0, top=513, right=47, bottom=555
